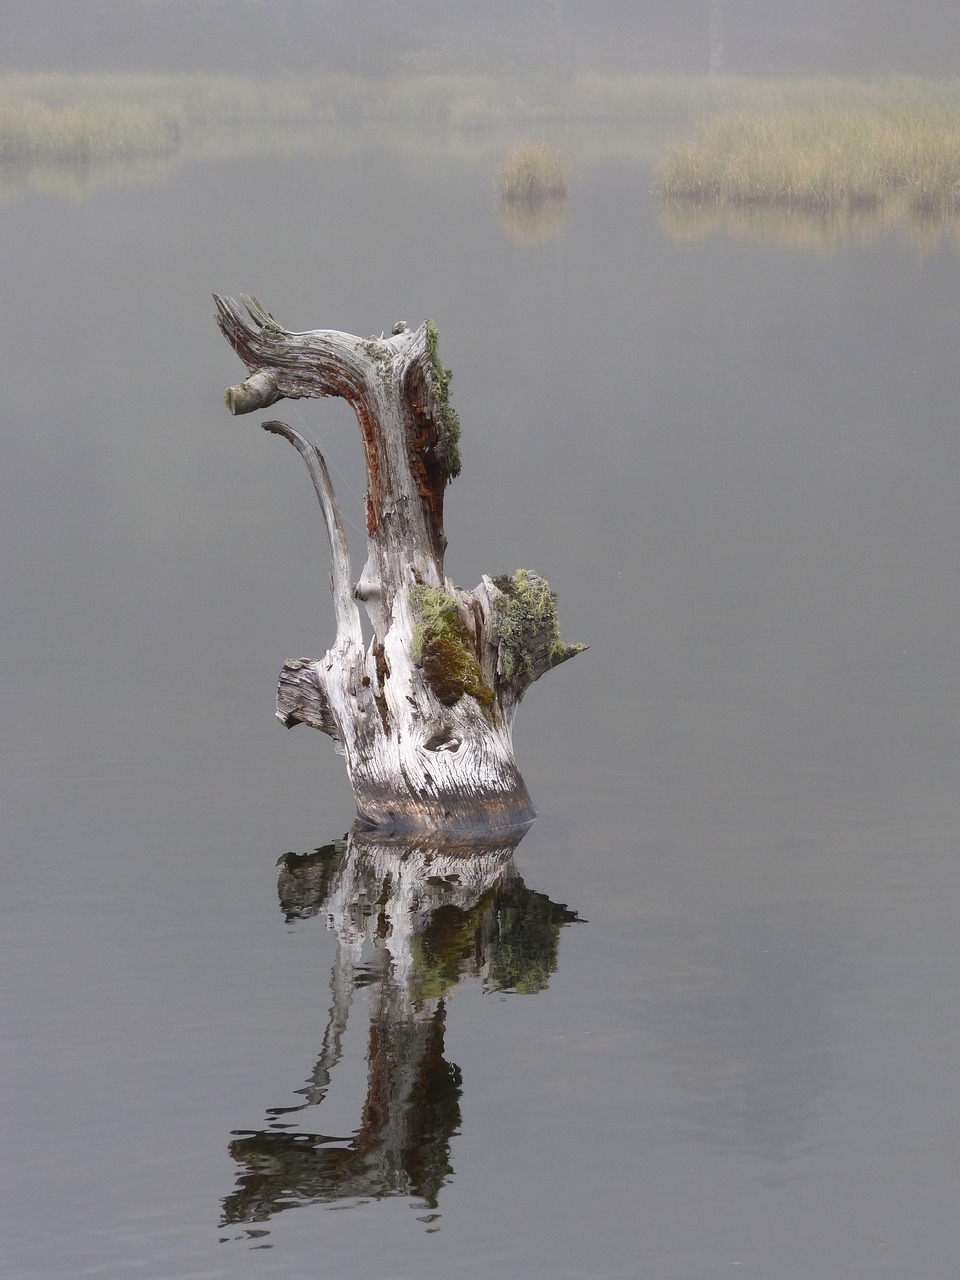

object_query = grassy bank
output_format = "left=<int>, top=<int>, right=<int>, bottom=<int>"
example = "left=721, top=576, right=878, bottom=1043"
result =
left=6, top=69, right=960, bottom=164
left=0, top=72, right=327, bottom=163
left=658, top=100, right=960, bottom=214
left=0, top=98, right=184, bottom=162
left=8, top=69, right=960, bottom=226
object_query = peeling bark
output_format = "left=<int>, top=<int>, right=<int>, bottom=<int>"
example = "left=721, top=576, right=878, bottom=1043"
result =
left=215, top=294, right=584, bottom=834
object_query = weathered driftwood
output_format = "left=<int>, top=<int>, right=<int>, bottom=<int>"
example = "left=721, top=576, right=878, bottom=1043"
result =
left=215, top=294, right=583, bottom=833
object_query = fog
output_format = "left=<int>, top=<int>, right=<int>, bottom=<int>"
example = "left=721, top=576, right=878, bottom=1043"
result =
left=7, top=4, right=960, bottom=1279
left=6, top=0, right=960, bottom=77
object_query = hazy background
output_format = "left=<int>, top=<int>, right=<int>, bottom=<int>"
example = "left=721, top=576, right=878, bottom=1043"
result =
left=5, top=0, right=960, bottom=78
left=5, top=6, right=960, bottom=1280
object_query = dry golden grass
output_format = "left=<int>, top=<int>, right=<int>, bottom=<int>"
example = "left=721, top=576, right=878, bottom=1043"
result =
left=6, top=68, right=960, bottom=233
left=5, top=69, right=958, bottom=162
left=496, top=143, right=569, bottom=202
left=0, top=97, right=183, bottom=162
left=658, top=103, right=960, bottom=215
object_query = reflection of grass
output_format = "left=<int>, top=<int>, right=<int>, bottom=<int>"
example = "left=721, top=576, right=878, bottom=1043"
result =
left=659, top=103, right=960, bottom=215
left=0, top=155, right=180, bottom=203
left=658, top=194, right=960, bottom=255
left=659, top=198, right=896, bottom=252
left=496, top=194, right=569, bottom=245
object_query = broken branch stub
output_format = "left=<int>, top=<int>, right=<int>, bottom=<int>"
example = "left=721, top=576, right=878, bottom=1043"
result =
left=215, top=293, right=584, bottom=834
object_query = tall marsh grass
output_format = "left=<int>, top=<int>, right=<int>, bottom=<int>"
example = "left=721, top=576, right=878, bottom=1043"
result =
left=0, top=96, right=183, bottom=163
left=9, top=69, right=960, bottom=161
left=496, top=144, right=569, bottom=203
left=0, top=72, right=335, bottom=167
left=8, top=68, right=960, bottom=226
left=659, top=103, right=960, bottom=214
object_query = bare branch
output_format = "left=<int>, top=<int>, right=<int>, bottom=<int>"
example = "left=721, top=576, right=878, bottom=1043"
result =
left=225, top=369, right=282, bottom=415
left=262, top=420, right=362, bottom=649
left=214, top=292, right=373, bottom=407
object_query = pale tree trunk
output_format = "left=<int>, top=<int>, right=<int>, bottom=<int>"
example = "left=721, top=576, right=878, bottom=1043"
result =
left=215, top=295, right=584, bottom=834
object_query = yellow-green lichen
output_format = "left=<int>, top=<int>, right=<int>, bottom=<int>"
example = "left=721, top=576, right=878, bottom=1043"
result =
left=425, top=320, right=461, bottom=480
left=493, top=569, right=585, bottom=685
left=410, top=585, right=494, bottom=714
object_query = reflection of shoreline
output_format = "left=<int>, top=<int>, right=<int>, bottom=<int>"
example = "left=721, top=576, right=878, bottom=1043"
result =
left=0, top=120, right=665, bottom=203
left=221, top=824, right=581, bottom=1236
left=0, top=154, right=181, bottom=203
left=658, top=195, right=960, bottom=254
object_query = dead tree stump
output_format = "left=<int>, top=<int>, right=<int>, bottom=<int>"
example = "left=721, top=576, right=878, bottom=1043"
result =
left=215, top=295, right=584, bottom=834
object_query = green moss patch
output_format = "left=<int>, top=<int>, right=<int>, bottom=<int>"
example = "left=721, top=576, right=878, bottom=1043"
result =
left=424, top=321, right=461, bottom=480
left=410, top=585, right=494, bottom=714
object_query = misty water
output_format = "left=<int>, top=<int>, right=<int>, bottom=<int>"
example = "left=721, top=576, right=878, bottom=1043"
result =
left=4, top=134, right=960, bottom=1279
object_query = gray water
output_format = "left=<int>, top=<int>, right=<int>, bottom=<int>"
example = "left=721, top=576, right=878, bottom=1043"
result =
left=4, top=139, right=960, bottom=1279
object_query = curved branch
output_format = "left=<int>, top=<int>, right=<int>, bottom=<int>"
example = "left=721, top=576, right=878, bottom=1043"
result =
left=215, top=296, right=455, bottom=581
left=261, top=420, right=362, bottom=649
left=214, top=292, right=377, bottom=408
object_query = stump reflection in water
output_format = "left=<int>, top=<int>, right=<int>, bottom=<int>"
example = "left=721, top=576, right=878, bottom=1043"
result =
left=221, top=824, right=582, bottom=1232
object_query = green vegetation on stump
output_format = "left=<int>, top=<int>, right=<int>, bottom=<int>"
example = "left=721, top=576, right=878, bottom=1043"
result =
left=410, top=585, right=494, bottom=714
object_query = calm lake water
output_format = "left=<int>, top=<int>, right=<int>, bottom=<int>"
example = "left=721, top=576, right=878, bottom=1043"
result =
left=4, top=133, right=960, bottom=1279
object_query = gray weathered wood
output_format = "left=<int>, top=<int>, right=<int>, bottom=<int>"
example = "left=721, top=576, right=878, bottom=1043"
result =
left=215, top=294, right=584, bottom=833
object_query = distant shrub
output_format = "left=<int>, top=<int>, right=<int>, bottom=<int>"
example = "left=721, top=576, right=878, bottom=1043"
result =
left=496, top=143, right=569, bottom=203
